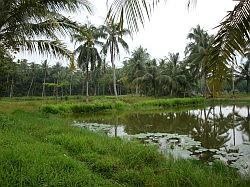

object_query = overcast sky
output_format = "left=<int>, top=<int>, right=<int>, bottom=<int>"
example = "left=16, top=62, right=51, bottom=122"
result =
left=15, top=0, right=237, bottom=67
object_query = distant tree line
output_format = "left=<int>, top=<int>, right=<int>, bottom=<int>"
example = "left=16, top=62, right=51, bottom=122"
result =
left=0, top=25, right=249, bottom=98
left=0, top=0, right=249, bottom=99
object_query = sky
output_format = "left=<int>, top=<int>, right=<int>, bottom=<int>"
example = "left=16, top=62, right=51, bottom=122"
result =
left=15, top=0, right=237, bottom=67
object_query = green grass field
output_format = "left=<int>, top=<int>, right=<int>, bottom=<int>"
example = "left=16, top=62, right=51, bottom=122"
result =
left=0, top=96, right=250, bottom=186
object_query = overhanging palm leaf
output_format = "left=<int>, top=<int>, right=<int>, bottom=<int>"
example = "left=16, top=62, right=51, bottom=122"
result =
left=0, top=0, right=91, bottom=58
left=107, top=0, right=195, bottom=32
left=212, top=0, right=250, bottom=62
left=21, top=39, right=71, bottom=58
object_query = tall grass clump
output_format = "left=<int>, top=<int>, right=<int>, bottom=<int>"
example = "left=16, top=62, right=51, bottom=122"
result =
left=41, top=101, right=127, bottom=114
left=135, top=97, right=205, bottom=108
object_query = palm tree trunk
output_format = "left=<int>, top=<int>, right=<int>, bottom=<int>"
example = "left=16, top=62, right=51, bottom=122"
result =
left=153, top=80, right=156, bottom=97
left=247, top=76, right=250, bottom=93
left=136, top=84, right=139, bottom=95
left=56, top=79, right=59, bottom=100
left=86, top=70, right=89, bottom=102
left=203, top=71, right=206, bottom=97
left=53, top=80, right=56, bottom=97
left=6, top=74, right=9, bottom=97
left=27, top=77, right=34, bottom=97
left=81, top=72, right=85, bottom=97
left=69, top=73, right=72, bottom=96
left=61, top=87, right=64, bottom=97
left=42, top=71, right=46, bottom=98
left=9, top=77, right=14, bottom=98
left=111, top=45, right=118, bottom=97
left=97, top=83, right=100, bottom=96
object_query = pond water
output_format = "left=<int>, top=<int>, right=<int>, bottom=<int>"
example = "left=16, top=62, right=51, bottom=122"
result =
left=72, top=105, right=250, bottom=176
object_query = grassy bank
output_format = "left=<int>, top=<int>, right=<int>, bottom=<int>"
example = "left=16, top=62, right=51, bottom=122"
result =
left=40, top=97, right=206, bottom=114
left=0, top=107, right=249, bottom=186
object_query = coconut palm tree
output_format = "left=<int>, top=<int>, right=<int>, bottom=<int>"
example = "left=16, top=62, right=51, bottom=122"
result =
left=185, top=25, right=213, bottom=97
left=124, top=46, right=149, bottom=94
left=0, top=0, right=91, bottom=58
left=236, top=54, right=250, bottom=93
left=159, top=53, right=188, bottom=96
left=101, top=21, right=130, bottom=97
left=27, top=62, right=36, bottom=97
left=41, top=60, right=48, bottom=98
left=73, top=25, right=102, bottom=101
left=69, top=56, right=76, bottom=96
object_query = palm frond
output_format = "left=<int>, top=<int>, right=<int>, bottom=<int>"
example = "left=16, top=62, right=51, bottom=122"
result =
left=0, top=0, right=92, bottom=58
left=20, top=39, right=71, bottom=58
left=212, top=0, right=250, bottom=62
left=107, top=0, right=196, bottom=33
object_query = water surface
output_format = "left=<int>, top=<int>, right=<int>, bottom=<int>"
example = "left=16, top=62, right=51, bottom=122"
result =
left=74, top=105, right=250, bottom=149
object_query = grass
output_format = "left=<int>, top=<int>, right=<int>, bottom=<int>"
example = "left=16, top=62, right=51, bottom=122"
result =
left=0, top=97, right=250, bottom=186
left=40, top=97, right=206, bottom=114
left=134, top=97, right=205, bottom=108
left=0, top=110, right=249, bottom=186
left=41, top=101, right=127, bottom=114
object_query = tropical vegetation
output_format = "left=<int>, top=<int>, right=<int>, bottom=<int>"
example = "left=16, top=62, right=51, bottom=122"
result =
left=0, top=0, right=250, bottom=186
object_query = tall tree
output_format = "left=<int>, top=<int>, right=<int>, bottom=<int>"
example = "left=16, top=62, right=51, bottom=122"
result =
left=159, top=53, right=188, bottom=96
left=73, top=25, right=102, bottom=101
left=124, top=46, right=149, bottom=94
left=27, top=62, right=36, bottom=97
left=185, top=25, right=213, bottom=96
left=236, top=54, right=250, bottom=93
left=102, top=21, right=130, bottom=97
left=69, top=56, right=76, bottom=96
left=41, top=60, right=48, bottom=98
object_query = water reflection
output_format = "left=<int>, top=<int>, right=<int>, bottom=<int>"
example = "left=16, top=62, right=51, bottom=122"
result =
left=77, top=105, right=250, bottom=149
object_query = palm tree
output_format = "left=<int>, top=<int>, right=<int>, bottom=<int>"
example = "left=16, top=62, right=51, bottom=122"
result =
left=158, top=53, right=188, bottom=96
left=236, top=54, right=250, bottom=93
left=69, top=56, right=76, bottom=96
left=133, top=59, right=159, bottom=96
left=0, top=0, right=91, bottom=58
left=124, top=46, right=149, bottom=94
left=73, top=25, right=102, bottom=101
left=27, top=62, right=36, bottom=97
left=101, top=21, right=130, bottom=97
left=41, top=60, right=48, bottom=98
left=185, top=25, right=213, bottom=97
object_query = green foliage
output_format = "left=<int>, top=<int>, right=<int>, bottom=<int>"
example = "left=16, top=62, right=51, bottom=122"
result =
left=0, top=0, right=92, bottom=58
left=0, top=109, right=249, bottom=186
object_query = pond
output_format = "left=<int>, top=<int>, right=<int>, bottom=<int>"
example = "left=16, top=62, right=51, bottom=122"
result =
left=72, top=105, right=250, bottom=176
